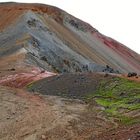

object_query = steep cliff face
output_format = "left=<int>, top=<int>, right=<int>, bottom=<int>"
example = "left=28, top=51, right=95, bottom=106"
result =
left=0, top=3, right=140, bottom=74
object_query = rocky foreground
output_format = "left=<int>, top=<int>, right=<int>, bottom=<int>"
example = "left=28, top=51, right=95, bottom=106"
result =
left=0, top=72, right=140, bottom=140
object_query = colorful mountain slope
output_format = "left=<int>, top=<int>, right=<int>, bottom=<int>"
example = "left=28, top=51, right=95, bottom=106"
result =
left=0, top=3, right=140, bottom=140
left=0, top=2, right=140, bottom=74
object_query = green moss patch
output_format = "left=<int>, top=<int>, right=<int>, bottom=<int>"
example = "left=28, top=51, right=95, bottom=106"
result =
left=86, top=77, right=140, bottom=125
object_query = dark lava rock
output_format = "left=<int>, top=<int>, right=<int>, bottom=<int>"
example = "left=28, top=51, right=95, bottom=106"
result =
left=127, top=72, right=137, bottom=77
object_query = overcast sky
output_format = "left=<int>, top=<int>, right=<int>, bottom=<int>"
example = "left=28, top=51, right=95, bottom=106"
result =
left=1, top=0, right=140, bottom=54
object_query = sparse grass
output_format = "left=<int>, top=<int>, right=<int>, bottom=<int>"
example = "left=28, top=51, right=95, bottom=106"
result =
left=26, top=82, right=34, bottom=89
left=116, top=115, right=140, bottom=125
left=86, top=77, right=140, bottom=125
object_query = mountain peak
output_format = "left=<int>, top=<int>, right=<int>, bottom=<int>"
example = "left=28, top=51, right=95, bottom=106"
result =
left=0, top=2, right=140, bottom=74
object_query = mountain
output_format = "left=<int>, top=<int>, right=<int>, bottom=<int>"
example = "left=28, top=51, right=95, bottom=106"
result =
left=0, top=2, right=140, bottom=74
left=0, top=3, right=140, bottom=140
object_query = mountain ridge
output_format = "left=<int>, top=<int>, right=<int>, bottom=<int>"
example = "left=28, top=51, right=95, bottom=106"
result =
left=0, top=2, right=140, bottom=74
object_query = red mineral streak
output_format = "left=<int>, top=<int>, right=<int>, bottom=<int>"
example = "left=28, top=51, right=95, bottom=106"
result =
left=0, top=67, right=56, bottom=88
left=93, top=32, right=140, bottom=71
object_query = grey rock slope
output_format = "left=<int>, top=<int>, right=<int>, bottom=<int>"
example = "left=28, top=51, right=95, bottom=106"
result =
left=0, top=3, right=140, bottom=74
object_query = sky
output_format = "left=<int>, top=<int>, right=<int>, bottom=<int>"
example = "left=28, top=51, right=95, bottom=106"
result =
left=1, top=0, right=140, bottom=54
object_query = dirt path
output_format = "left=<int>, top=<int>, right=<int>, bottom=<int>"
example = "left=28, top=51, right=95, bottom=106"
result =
left=0, top=86, right=114, bottom=140
left=95, top=124, right=140, bottom=140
